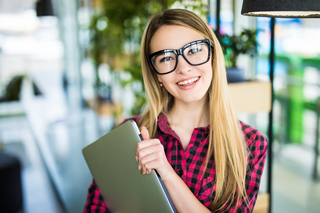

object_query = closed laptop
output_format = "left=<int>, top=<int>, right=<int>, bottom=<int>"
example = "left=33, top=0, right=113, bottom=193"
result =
left=82, top=120, right=176, bottom=213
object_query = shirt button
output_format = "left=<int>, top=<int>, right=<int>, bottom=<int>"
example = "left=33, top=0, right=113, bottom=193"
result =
left=189, top=147, right=196, bottom=154
left=178, top=170, right=184, bottom=177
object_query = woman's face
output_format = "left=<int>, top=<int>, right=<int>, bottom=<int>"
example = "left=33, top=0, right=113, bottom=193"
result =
left=149, top=25, right=213, bottom=105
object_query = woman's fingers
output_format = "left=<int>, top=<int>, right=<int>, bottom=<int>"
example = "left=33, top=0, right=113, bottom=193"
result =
left=135, top=127, right=165, bottom=175
left=140, top=126, right=150, bottom=140
left=137, top=143, right=163, bottom=174
left=136, top=139, right=160, bottom=153
left=137, top=142, right=163, bottom=158
left=136, top=127, right=152, bottom=174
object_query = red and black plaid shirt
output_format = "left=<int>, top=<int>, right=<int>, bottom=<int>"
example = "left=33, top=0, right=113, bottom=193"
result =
left=83, top=114, right=268, bottom=213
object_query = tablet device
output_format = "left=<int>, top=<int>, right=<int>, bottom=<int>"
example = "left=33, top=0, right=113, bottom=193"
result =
left=82, top=120, right=177, bottom=213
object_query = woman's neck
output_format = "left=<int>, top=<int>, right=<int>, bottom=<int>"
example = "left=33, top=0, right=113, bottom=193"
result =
left=166, top=98, right=209, bottom=129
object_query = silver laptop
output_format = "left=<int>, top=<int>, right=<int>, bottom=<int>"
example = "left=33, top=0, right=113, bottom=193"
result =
left=82, top=120, right=177, bottom=213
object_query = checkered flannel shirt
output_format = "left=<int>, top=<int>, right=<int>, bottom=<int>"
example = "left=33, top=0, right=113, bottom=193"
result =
left=83, top=113, right=268, bottom=213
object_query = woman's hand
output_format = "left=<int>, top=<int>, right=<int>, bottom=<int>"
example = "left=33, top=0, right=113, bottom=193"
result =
left=135, top=127, right=174, bottom=180
left=136, top=127, right=211, bottom=213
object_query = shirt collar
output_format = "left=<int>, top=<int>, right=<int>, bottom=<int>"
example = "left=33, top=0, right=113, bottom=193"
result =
left=157, top=113, right=178, bottom=139
left=157, top=113, right=210, bottom=142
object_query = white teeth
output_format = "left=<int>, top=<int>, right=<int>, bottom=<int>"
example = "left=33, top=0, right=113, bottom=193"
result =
left=177, top=77, right=199, bottom=86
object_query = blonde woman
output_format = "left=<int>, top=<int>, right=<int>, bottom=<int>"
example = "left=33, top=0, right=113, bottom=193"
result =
left=84, top=9, right=267, bottom=213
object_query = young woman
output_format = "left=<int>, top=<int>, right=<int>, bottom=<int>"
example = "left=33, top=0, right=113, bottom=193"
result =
left=84, top=9, right=267, bottom=213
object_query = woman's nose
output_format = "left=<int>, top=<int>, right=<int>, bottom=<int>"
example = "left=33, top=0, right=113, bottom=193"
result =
left=175, top=55, right=192, bottom=74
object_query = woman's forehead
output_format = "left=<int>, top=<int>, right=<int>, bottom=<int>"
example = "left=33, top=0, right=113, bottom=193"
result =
left=149, top=25, right=205, bottom=53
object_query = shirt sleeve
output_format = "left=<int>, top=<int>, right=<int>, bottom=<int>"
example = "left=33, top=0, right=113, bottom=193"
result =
left=214, top=131, right=268, bottom=213
left=83, top=179, right=111, bottom=213
left=244, top=133, right=268, bottom=212
left=229, top=132, right=268, bottom=213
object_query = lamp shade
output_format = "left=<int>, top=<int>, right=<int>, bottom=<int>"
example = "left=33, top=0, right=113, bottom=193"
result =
left=241, top=0, right=320, bottom=18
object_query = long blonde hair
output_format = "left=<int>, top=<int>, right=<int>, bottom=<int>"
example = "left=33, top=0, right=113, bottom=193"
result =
left=139, top=9, right=248, bottom=211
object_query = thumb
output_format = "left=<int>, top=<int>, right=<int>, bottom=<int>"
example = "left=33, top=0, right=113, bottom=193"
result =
left=140, top=127, right=150, bottom=140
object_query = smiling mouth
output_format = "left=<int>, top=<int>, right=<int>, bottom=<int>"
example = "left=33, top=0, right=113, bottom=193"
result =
left=177, top=77, right=200, bottom=86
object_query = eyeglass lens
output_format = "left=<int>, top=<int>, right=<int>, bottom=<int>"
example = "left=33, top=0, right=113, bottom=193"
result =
left=151, top=41, right=209, bottom=74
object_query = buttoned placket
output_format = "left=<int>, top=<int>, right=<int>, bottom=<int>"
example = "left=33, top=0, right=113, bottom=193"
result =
left=160, top=125, right=201, bottom=185
left=157, top=114, right=210, bottom=186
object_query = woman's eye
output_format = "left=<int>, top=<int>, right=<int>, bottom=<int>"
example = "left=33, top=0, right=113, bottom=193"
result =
left=188, top=47, right=202, bottom=55
left=159, top=56, right=174, bottom=63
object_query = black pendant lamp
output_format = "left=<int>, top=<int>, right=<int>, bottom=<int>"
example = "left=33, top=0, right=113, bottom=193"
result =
left=241, top=0, right=320, bottom=18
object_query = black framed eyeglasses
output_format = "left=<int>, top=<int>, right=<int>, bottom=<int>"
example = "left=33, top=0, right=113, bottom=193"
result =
left=148, top=39, right=212, bottom=75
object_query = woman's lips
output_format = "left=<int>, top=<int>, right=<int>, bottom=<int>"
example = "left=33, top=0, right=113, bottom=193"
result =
left=176, top=76, right=200, bottom=86
left=176, top=76, right=200, bottom=90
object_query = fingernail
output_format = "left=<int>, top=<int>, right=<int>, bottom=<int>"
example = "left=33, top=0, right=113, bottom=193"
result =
left=135, top=156, right=138, bottom=161
left=138, top=165, right=141, bottom=170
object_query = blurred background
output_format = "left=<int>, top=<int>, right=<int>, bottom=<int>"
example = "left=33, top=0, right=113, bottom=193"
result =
left=0, top=0, right=319, bottom=212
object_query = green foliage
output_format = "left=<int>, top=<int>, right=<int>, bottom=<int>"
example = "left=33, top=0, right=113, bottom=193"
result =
left=88, top=0, right=206, bottom=115
left=220, top=29, right=259, bottom=68
left=89, top=0, right=179, bottom=68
